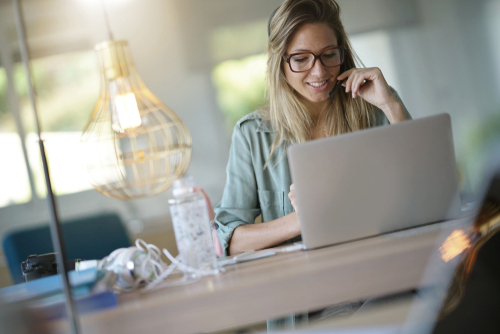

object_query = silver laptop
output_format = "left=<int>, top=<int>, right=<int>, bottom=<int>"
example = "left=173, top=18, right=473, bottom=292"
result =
left=287, top=113, right=462, bottom=250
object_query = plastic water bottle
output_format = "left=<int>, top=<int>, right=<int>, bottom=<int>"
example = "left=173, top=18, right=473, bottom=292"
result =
left=168, top=177, right=219, bottom=274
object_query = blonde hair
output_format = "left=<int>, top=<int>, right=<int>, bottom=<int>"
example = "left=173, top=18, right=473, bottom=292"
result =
left=265, top=0, right=376, bottom=166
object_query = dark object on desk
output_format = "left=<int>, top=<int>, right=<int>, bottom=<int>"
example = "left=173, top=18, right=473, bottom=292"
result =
left=22, top=253, right=57, bottom=282
left=3, top=213, right=131, bottom=284
left=21, top=253, right=82, bottom=282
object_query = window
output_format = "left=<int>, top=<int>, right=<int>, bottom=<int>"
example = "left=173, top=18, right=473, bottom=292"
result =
left=0, top=50, right=100, bottom=207
left=212, top=54, right=267, bottom=131
left=0, top=133, right=32, bottom=206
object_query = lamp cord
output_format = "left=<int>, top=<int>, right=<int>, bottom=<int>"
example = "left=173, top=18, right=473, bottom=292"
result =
left=100, top=0, right=114, bottom=40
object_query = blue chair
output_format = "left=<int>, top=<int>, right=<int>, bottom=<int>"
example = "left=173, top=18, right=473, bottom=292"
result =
left=2, top=213, right=131, bottom=284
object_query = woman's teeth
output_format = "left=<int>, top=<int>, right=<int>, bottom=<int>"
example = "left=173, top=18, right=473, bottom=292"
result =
left=308, top=80, right=327, bottom=88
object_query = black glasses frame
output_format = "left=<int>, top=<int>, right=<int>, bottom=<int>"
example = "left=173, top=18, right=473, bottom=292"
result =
left=284, top=46, right=346, bottom=73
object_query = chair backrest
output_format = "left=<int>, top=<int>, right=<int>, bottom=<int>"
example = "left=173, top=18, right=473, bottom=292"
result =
left=2, top=213, right=131, bottom=284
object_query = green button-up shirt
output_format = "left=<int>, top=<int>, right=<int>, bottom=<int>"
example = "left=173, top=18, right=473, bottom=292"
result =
left=215, top=89, right=411, bottom=256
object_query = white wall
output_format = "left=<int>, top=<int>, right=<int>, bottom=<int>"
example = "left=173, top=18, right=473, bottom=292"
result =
left=388, top=0, right=500, bottom=193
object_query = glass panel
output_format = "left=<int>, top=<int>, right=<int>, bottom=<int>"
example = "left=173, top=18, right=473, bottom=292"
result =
left=0, top=67, right=32, bottom=207
left=26, top=132, right=93, bottom=197
left=486, top=0, right=500, bottom=94
left=14, top=51, right=100, bottom=197
left=0, top=132, right=32, bottom=206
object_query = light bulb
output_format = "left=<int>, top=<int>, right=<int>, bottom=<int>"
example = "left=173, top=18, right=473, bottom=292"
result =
left=81, top=40, right=192, bottom=199
left=113, top=92, right=141, bottom=130
left=111, top=77, right=142, bottom=132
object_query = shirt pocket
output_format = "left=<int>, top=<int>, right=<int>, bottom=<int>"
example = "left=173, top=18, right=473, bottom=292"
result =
left=258, top=190, right=285, bottom=223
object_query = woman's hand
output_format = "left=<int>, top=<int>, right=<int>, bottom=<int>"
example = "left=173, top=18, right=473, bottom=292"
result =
left=337, top=67, right=407, bottom=123
left=288, top=184, right=299, bottom=213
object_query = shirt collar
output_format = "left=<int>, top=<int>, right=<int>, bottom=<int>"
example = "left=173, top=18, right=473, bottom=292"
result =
left=256, top=118, right=274, bottom=133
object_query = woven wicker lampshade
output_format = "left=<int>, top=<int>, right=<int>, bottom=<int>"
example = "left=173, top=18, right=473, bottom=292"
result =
left=81, top=40, right=192, bottom=200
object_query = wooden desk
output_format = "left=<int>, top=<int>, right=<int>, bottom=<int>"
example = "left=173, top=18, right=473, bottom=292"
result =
left=45, top=222, right=460, bottom=334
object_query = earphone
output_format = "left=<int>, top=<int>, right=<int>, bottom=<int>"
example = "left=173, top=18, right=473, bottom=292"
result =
left=328, top=63, right=345, bottom=99
left=330, top=63, right=352, bottom=132
left=268, top=6, right=352, bottom=133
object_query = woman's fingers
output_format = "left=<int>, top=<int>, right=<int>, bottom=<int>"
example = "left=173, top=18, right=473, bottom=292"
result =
left=289, top=184, right=298, bottom=213
left=352, top=74, right=366, bottom=99
left=288, top=185, right=294, bottom=202
left=337, top=69, right=354, bottom=92
left=346, top=69, right=366, bottom=94
left=336, top=69, right=352, bottom=81
left=288, top=193, right=297, bottom=210
left=338, top=68, right=380, bottom=97
left=344, top=71, right=356, bottom=93
left=349, top=73, right=360, bottom=97
left=337, top=67, right=401, bottom=115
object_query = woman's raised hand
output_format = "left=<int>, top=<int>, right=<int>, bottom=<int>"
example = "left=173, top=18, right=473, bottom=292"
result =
left=288, top=184, right=299, bottom=214
left=337, top=67, right=407, bottom=124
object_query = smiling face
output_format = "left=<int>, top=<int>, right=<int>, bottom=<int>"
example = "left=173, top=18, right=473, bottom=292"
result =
left=284, top=23, right=341, bottom=113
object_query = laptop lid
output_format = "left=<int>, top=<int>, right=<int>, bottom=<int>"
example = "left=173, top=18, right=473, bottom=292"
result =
left=288, top=113, right=462, bottom=249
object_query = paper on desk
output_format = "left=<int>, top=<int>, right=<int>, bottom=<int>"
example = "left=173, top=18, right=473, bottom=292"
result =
left=217, top=249, right=276, bottom=267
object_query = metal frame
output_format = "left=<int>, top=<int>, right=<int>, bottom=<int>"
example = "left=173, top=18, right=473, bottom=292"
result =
left=12, top=0, right=81, bottom=333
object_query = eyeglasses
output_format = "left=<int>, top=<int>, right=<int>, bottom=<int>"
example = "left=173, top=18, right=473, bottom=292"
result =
left=284, top=46, right=346, bottom=73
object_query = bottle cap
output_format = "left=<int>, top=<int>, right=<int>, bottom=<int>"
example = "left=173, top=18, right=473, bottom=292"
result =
left=172, top=177, right=195, bottom=197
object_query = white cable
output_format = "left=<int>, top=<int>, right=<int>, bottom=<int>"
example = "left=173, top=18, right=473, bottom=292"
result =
left=98, top=239, right=223, bottom=293
left=143, top=247, right=225, bottom=292
left=161, top=247, right=221, bottom=276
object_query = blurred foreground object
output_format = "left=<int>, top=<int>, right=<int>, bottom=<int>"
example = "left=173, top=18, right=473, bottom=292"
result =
left=81, top=40, right=192, bottom=199
left=440, top=148, right=500, bottom=317
left=0, top=297, right=44, bottom=334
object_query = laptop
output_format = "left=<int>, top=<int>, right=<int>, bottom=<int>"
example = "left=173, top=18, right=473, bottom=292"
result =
left=287, top=113, right=462, bottom=250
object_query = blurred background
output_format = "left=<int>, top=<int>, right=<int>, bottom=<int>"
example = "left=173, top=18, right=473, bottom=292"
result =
left=0, top=0, right=499, bottom=287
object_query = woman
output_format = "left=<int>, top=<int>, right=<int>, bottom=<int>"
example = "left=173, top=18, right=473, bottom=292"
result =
left=214, top=0, right=411, bottom=256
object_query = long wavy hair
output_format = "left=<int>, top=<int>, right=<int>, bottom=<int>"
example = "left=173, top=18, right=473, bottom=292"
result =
left=264, top=0, right=376, bottom=166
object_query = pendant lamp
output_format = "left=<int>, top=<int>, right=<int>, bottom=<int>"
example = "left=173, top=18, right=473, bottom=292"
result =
left=81, top=40, right=192, bottom=199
